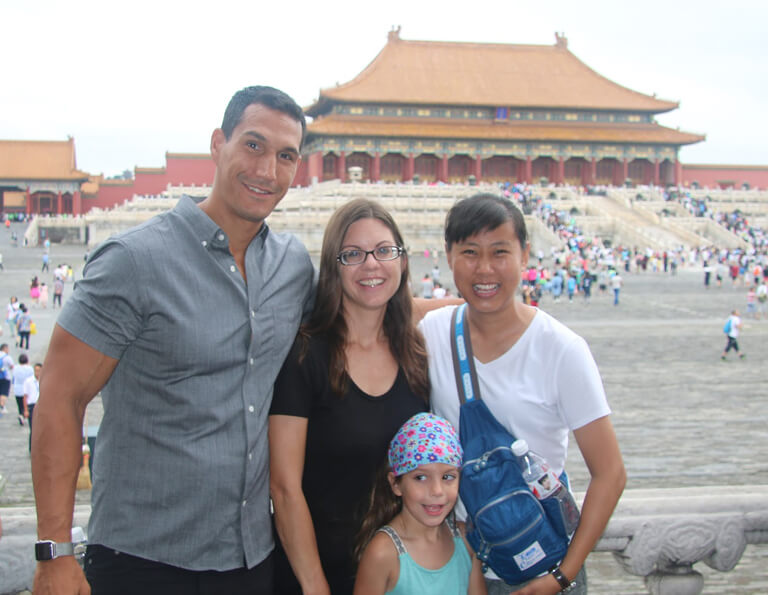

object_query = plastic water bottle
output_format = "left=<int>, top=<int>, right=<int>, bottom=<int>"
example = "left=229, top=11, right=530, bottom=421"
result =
left=511, top=439, right=580, bottom=535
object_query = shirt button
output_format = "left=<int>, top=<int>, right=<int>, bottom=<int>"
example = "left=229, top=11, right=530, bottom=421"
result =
left=248, top=452, right=253, bottom=461
left=218, top=233, right=225, bottom=241
left=201, top=240, right=207, bottom=247
left=230, top=265, right=236, bottom=273
left=242, top=500, right=247, bottom=507
left=248, top=405, right=255, bottom=413
left=251, top=310, right=256, bottom=318
left=249, top=358, right=255, bottom=365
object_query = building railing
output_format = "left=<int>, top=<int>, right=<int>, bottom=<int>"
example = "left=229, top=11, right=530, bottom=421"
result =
left=1, top=486, right=766, bottom=594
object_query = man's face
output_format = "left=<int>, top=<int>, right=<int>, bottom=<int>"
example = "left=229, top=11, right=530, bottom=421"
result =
left=209, top=103, right=302, bottom=229
left=33, top=365, right=41, bottom=379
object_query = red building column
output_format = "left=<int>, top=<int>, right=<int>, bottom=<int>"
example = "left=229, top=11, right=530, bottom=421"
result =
left=307, top=152, right=323, bottom=184
left=73, top=190, right=82, bottom=216
left=372, top=152, right=381, bottom=182
left=590, top=158, right=597, bottom=185
left=57, top=191, right=63, bottom=215
left=524, top=156, right=532, bottom=184
left=336, top=152, right=347, bottom=183
left=439, top=154, right=448, bottom=183
left=474, top=155, right=482, bottom=181
left=26, top=189, right=32, bottom=216
left=674, top=159, right=682, bottom=187
left=557, top=157, right=565, bottom=185
left=404, top=153, right=415, bottom=182
left=622, top=158, right=629, bottom=184
left=653, top=159, right=660, bottom=187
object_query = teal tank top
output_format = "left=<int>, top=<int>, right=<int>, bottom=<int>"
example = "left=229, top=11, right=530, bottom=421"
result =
left=379, top=520, right=472, bottom=595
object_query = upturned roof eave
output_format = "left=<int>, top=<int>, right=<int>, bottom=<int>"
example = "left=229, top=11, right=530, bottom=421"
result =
left=308, top=95, right=679, bottom=114
left=305, top=118, right=705, bottom=146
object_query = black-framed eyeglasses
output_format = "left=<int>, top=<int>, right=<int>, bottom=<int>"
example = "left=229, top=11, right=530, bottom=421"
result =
left=336, top=245, right=404, bottom=266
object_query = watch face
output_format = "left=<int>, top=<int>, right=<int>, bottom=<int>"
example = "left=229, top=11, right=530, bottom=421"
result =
left=35, top=541, right=55, bottom=561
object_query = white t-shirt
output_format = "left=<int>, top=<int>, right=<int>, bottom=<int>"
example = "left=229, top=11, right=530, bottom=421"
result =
left=1, top=353, right=13, bottom=381
left=12, top=364, right=34, bottom=397
left=23, top=375, right=39, bottom=406
left=419, top=306, right=611, bottom=477
left=727, top=315, right=741, bottom=338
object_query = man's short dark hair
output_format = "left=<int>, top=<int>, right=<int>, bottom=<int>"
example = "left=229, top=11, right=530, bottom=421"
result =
left=444, top=193, right=528, bottom=251
left=221, top=86, right=306, bottom=149
left=0, top=343, right=8, bottom=351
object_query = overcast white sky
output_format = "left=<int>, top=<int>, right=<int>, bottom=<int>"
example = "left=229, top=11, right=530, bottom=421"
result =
left=2, top=0, right=766, bottom=177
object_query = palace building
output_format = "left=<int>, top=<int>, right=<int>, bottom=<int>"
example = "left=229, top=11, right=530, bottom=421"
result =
left=295, top=29, right=704, bottom=187
left=0, top=138, right=89, bottom=216
left=7, top=31, right=768, bottom=219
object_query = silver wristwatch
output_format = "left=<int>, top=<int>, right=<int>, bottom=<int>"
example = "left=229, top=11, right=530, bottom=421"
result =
left=35, top=540, right=76, bottom=561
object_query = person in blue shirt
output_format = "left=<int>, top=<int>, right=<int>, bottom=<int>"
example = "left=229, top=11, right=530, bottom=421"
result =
left=566, top=275, right=577, bottom=303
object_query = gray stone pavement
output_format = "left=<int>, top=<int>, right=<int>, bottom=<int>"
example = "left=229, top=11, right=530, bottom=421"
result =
left=1, top=224, right=766, bottom=593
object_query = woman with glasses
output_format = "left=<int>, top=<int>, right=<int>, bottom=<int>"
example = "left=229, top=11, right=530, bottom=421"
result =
left=269, top=199, right=432, bottom=595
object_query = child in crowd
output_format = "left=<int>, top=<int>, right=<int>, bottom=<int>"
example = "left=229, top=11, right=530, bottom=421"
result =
left=354, top=413, right=486, bottom=595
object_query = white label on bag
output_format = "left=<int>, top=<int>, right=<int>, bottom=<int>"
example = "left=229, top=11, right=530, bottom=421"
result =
left=514, top=541, right=547, bottom=571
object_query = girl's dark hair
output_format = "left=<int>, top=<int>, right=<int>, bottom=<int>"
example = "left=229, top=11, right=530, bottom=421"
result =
left=444, top=192, right=528, bottom=251
left=354, top=463, right=402, bottom=561
left=19, top=353, right=29, bottom=364
left=302, top=199, right=429, bottom=401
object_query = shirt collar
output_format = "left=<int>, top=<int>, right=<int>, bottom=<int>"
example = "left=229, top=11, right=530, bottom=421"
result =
left=175, top=195, right=270, bottom=252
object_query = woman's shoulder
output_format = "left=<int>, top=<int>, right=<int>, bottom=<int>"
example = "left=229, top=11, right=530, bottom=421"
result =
left=419, top=304, right=458, bottom=338
left=530, top=309, right=581, bottom=344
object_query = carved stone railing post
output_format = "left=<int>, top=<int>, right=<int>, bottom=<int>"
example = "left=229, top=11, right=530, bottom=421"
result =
left=592, top=485, right=768, bottom=595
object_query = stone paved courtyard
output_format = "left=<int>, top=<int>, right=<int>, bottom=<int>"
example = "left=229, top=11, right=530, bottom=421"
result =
left=1, top=222, right=766, bottom=593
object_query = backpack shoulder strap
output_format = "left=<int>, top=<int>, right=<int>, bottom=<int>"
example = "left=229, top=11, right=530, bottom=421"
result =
left=450, top=303, right=482, bottom=405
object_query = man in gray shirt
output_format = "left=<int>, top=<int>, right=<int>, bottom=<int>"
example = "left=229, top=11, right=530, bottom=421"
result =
left=31, top=86, right=313, bottom=594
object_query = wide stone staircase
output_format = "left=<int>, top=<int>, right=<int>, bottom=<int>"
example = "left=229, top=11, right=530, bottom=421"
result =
left=29, top=181, right=765, bottom=254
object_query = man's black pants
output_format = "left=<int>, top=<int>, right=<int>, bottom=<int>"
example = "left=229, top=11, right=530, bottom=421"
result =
left=85, top=545, right=274, bottom=595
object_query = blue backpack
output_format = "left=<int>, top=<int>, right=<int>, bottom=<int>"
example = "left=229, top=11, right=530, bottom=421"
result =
left=723, top=318, right=732, bottom=334
left=450, top=305, right=571, bottom=584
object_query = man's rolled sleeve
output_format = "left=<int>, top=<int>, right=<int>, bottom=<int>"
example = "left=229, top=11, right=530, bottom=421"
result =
left=57, top=239, right=145, bottom=359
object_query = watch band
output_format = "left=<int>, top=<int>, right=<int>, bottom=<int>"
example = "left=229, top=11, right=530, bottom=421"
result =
left=550, top=566, right=574, bottom=591
left=35, top=540, right=75, bottom=561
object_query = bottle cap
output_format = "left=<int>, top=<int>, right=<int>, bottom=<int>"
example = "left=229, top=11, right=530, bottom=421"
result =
left=511, top=439, right=529, bottom=457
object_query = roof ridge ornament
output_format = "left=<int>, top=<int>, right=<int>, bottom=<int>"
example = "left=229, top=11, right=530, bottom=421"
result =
left=555, top=32, right=568, bottom=49
left=388, top=25, right=401, bottom=42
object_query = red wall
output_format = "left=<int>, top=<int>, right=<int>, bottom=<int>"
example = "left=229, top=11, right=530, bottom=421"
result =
left=166, top=155, right=215, bottom=186
left=132, top=171, right=168, bottom=197
left=85, top=152, right=309, bottom=214
left=83, top=181, right=134, bottom=212
left=682, top=165, right=768, bottom=189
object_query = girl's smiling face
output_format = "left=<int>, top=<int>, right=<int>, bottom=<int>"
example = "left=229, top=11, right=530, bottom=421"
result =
left=389, top=463, right=460, bottom=528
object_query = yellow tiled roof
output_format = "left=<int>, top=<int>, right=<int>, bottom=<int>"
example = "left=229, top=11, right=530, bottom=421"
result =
left=308, top=33, right=679, bottom=114
left=0, top=138, right=90, bottom=181
left=307, top=115, right=704, bottom=145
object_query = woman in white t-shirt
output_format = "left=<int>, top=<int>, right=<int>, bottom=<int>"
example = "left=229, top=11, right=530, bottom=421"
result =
left=419, top=193, right=625, bottom=595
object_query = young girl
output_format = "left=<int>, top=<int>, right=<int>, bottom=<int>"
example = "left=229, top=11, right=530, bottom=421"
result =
left=354, top=412, right=486, bottom=595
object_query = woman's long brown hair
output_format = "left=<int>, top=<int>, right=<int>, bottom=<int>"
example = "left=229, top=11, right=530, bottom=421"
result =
left=301, top=198, right=429, bottom=402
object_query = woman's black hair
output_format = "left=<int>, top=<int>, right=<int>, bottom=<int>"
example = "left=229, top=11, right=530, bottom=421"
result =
left=444, top=192, right=528, bottom=250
